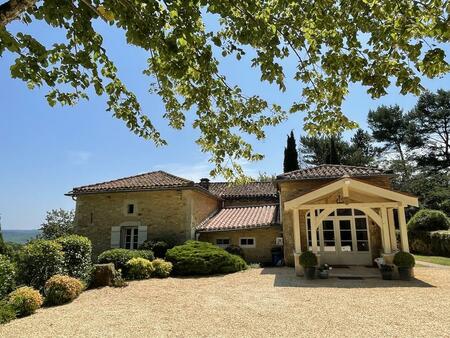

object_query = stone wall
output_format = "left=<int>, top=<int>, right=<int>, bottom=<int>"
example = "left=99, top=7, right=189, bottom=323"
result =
left=198, top=226, right=282, bottom=263
left=280, top=176, right=391, bottom=266
left=74, top=188, right=218, bottom=258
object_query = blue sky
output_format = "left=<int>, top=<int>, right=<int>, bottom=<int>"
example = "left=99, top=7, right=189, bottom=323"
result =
left=1, top=19, right=449, bottom=230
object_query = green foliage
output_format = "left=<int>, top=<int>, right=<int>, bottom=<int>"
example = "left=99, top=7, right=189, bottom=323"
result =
left=408, top=209, right=450, bottom=232
left=283, top=131, right=299, bottom=173
left=0, top=301, right=16, bottom=324
left=44, top=275, right=84, bottom=306
left=408, top=90, right=450, bottom=170
left=409, top=231, right=450, bottom=257
left=393, top=252, right=415, bottom=268
left=139, top=240, right=173, bottom=258
left=299, top=251, right=317, bottom=268
left=17, top=240, right=64, bottom=289
left=126, top=258, right=154, bottom=280
left=165, top=240, right=247, bottom=275
left=97, top=249, right=154, bottom=273
left=300, top=129, right=378, bottom=166
left=225, top=245, right=245, bottom=259
left=2, top=1, right=449, bottom=178
left=152, top=259, right=173, bottom=278
left=56, top=235, right=92, bottom=282
left=8, top=286, right=43, bottom=317
left=39, top=209, right=75, bottom=240
left=0, top=255, right=16, bottom=299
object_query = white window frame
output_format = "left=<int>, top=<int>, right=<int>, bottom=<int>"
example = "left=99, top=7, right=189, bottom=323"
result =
left=239, top=237, right=256, bottom=248
left=305, top=208, right=370, bottom=253
left=215, top=238, right=230, bottom=248
left=121, top=226, right=139, bottom=250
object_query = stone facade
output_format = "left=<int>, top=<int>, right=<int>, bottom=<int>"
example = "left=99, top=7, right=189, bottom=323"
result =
left=74, top=188, right=218, bottom=257
left=280, top=176, right=392, bottom=266
left=198, top=226, right=282, bottom=263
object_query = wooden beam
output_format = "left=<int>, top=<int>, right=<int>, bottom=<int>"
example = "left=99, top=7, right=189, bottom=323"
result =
left=360, top=207, right=382, bottom=227
left=310, top=208, right=318, bottom=254
left=293, top=209, right=301, bottom=253
left=388, top=208, right=398, bottom=251
left=297, top=202, right=401, bottom=210
left=343, top=180, right=350, bottom=198
left=398, top=206, right=410, bottom=252
left=316, top=207, right=335, bottom=225
left=381, top=207, right=392, bottom=254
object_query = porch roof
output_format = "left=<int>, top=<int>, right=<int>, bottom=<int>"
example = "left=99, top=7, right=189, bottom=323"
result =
left=285, top=177, right=419, bottom=210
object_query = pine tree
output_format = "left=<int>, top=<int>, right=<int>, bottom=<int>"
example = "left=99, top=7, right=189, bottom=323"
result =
left=283, top=131, right=300, bottom=172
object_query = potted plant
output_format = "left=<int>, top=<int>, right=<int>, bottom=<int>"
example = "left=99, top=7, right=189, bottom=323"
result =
left=299, top=251, right=317, bottom=279
left=393, top=251, right=415, bottom=281
left=379, top=264, right=394, bottom=280
left=318, top=264, right=331, bottom=279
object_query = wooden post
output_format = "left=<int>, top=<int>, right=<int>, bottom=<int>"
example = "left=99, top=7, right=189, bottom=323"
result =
left=398, top=206, right=410, bottom=252
left=388, top=208, right=398, bottom=251
left=310, top=209, right=318, bottom=254
left=381, top=207, right=392, bottom=254
left=293, top=209, right=301, bottom=253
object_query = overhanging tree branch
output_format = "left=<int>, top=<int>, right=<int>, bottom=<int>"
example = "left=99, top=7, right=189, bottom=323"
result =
left=0, top=0, right=36, bottom=26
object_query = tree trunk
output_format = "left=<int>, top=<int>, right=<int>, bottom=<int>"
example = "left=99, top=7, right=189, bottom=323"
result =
left=0, top=0, right=36, bottom=26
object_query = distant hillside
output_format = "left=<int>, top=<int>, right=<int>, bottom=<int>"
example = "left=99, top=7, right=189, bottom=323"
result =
left=2, top=229, right=40, bottom=244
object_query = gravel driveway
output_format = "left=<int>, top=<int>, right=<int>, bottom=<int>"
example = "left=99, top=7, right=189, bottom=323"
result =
left=1, top=267, right=449, bottom=338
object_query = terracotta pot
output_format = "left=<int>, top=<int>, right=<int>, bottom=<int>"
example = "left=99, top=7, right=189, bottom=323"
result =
left=398, top=267, right=413, bottom=281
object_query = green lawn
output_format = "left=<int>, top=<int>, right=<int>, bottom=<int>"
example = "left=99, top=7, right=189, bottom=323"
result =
left=414, top=254, right=450, bottom=266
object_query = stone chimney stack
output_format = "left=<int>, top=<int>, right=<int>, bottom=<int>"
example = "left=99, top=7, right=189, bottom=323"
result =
left=199, top=178, right=210, bottom=190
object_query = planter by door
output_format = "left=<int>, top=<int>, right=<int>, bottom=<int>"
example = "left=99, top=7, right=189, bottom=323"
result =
left=398, top=267, right=413, bottom=281
left=304, top=267, right=316, bottom=280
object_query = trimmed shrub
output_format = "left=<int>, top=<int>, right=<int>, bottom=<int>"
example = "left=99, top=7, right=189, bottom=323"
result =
left=165, top=240, right=247, bottom=276
left=44, top=275, right=84, bottom=306
left=0, top=301, right=16, bottom=324
left=408, top=209, right=450, bottom=232
left=8, top=286, right=43, bottom=317
left=126, top=258, right=154, bottom=280
left=97, top=249, right=154, bottom=273
left=299, top=251, right=317, bottom=268
left=0, top=254, right=16, bottom=299
left=139, top=240, right=173, bottom=258
left=225, top=245, right=245, bottom=258
left=17, top=240, right=64, bottom=289
left=393, top=252, right=415, bottom=268
left=56, top=235, right=92, bottom=282
left=409, top=230, right=450, bottom=257
left=152, top=259, right=173, bottom=278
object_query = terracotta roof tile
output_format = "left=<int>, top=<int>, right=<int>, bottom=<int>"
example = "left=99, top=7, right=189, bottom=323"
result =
left=197, top=205, right=279, bottom=232
left=69, top=171, right=193, bottom=194
left=277, top=164, right=390, bottom=180
left=207, top=182, right=277, bottom=199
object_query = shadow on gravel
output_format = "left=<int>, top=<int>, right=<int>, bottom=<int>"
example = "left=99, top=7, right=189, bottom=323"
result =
left=260, top=267, right=435, bottom=288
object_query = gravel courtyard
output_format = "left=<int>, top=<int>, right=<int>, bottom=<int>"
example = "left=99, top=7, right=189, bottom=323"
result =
left=1, top=266, right=450, bottom=338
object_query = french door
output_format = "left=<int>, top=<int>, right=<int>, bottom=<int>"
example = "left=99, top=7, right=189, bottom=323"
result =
left=307, top=209, right=372, bottom=265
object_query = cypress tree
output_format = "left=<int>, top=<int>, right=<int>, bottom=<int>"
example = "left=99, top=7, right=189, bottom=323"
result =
left=283, top=131, right=300, bottom=172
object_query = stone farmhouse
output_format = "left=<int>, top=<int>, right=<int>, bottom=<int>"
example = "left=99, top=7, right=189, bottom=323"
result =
left=67, top=164, right=418, bottom=273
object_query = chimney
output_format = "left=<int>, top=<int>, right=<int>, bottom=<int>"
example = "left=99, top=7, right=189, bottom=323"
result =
left=199, top=178, right=210, bottom=190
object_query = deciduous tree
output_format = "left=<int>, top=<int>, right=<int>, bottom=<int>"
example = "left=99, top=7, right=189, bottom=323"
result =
left=39, top=209, right=75, bottom=240
left=1, top=0, right=449, bottom=178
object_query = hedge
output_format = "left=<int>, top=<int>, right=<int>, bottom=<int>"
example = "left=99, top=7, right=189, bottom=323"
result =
left=97, top=249, right=155, bottom=274
left=17, top=240, right=65, bottom=289
left=409, top=230, right=450, bottom=257
left=0, top=254, right=16, bottom=299
left=56, top=235, right=92, bottom=282
left=165, top=240, right=247, bottom=275
left=408, top=209, right=450, bottom=232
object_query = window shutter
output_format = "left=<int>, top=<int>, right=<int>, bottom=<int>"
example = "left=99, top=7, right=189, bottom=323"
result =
left=138, top=225, right=147, bottom=246
left=110, top=226, right=121, bottom=248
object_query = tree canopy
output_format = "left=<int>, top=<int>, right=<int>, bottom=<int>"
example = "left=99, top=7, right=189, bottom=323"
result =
left=39, top=209, right=75, bottom=240
left=1, top=0, right=449, bottom=178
